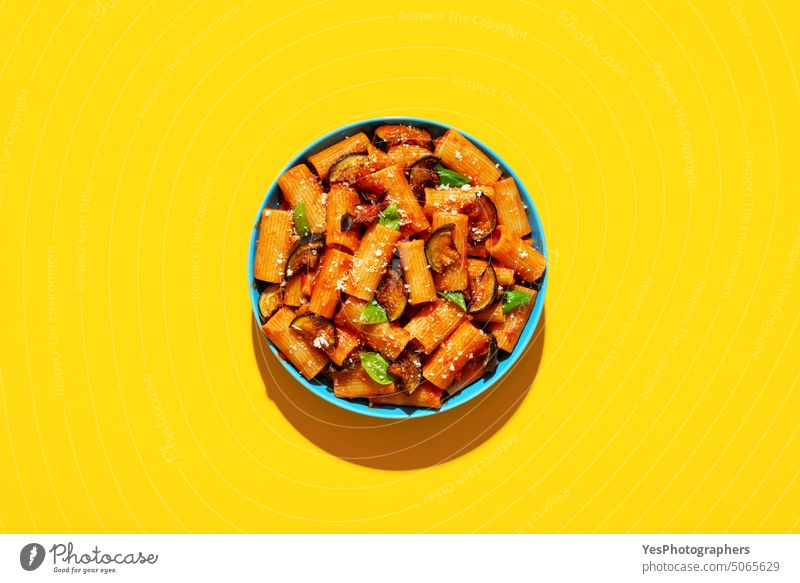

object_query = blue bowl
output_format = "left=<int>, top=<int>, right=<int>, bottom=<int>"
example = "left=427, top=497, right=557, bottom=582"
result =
left=249, top=117, right=547, bottom=419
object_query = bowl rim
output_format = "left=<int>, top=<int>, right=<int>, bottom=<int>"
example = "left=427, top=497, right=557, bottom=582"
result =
left=249, top=116, right=547, bottom=419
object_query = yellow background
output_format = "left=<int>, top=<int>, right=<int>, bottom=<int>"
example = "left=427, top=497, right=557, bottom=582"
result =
left=1, top=0, right=798, bottom=533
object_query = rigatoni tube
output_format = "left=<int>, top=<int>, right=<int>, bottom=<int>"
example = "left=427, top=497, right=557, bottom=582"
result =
left=333, top=367, right=398, bottom=399
left=403, top=297, right=465, bottom=354
left=397, top=239, right=437, bottom=305
left=344, top=223, right=401, bottom=301
left=253, top=209, right=292, bottom=283
left=261, top=307, right=329, bottom=379
left=434, top=129, right=501, bottom=185
left=422, top=321, right=489, bottom=390
left=432, top=212, right=468, bottom=292
left=326, top=184, right=360, bottom=252
left=309, top=248, right=352, bottom=319
left=492, top=177, right=531, bottom=236
left=370, top=165, right=429, bottom=237
left=277, top=164, right=326, bottom=233
left=334, top=296, right=410, bottom=361
left=485, top=226, right=546, bottom=282
left=489, top=284, right=537, bottom=353
left=307, top=132, right=369, bottom=180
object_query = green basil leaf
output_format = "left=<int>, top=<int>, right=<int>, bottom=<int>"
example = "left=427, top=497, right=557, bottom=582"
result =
left=437, top=290, right=467, bottom=311
left=502, top=289, right=533, bottom=314
left=435, top=163, right=471, bottom=188
left=360, top=352, right=395, bottom=385
left=378, top=201, right=401, bottom=230
left=293, top=202, right=311, bottom=237
left=359, top=299, right=388, bottom=324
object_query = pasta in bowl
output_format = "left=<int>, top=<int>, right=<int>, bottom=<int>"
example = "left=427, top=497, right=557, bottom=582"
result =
left=249, top=118, right=547, bottom=418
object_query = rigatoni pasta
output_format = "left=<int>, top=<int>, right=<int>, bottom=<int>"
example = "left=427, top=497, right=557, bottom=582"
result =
left=309, top=248, right=352, bottom=318
left=262, top=307, right=329, bottom=379
left=404, top=297, right=465, bottom=354
left=468, top=258, right=515, bottom=287
left=369, top=165, right=429, bottom=237
left=485, top=226, right=547, bottom=282
left=490, top=284, right=537, bottom=353
left=344, top=223, right=401, bottom=300
left=253, top=122, right=545, bottom=410
left=308, top=132, right=370, bottom=180
left=493, top=177, right=531, bottom=236
left=277, top=164, right=327, bottom=233
left=431, top=212, right=468, bottom=291
left=434, top=128, right=502, bottom=184
left=397, top=239, right=437, bottom=304
left=283, top=274, right=304, bottom=307
left=326, top=184, right=360, bottom=251
left=471, top=303, right=505, bottom=324
left=253, top=209, right=292, bottom=283
left=370, top=382, right=444, bottom=409
left=333, top=366, right=397, bottom=399
left=335, top=296, right=410, bottom=360
left=422, top=321, right=490, bottom=390
left=328, top=326, right=361, bottom=367
left=423, top=186, right=493, bottom=218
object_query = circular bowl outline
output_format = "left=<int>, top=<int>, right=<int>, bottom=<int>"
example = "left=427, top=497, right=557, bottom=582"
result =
left=249, top=117, right=547, bottom=419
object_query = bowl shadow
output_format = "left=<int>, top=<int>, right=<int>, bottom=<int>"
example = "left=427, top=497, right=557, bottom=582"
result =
left=251, top=308, right=546, bottom=471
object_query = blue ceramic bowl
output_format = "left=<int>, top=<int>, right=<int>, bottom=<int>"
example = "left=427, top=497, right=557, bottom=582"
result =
left=249, top=117, right=547, bottom=419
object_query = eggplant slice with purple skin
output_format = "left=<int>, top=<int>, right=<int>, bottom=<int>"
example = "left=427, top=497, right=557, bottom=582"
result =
left=328, top=153, right=369, bottom=184
left=482, top=332, right=499, bottom=374
left=467, top=263, right=498, bottom=314
left=387, top=349, right=423, bottom=394
left=373, top=125, right=434, bottom=152
left=466, top=193, right=498, bottom=243
left=289, top=313, right=337, bottom=354
left=425, top=224, right=461, bottom=274
left=258, top=284, right=283, bottom=322
left=285, top=234, right=325, bottom=277
left=409, top=156, right=440, bottom=200
left=374, top=269, right=408, bottom=322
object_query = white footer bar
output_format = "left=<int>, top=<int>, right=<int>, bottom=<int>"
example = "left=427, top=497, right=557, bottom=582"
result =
left=1, top=535, right=797, bottom=582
